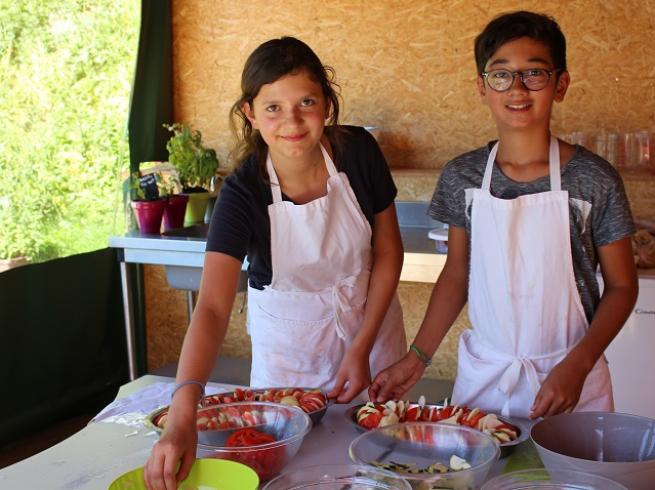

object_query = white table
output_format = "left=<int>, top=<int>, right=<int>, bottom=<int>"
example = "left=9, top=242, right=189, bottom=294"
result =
left=0, top=375, right=360, bottom=489
left=0, top=375, right=525, bottom=489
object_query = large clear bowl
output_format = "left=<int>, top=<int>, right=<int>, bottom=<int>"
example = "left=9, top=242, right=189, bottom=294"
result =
left=531, top=411, right=655, bottom=490
left=349, top=421, right=499, bottom=489
left=481, top=468, right=628, bottom=489
left=263, top=464, right=412, bottom=490
left=195, top=401, right=311, bottom=482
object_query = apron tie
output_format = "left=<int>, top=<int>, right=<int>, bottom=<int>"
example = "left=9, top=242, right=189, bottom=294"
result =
left=496, top=345, right=571, bottom=417
left=498, top=357, right=540, bottom=417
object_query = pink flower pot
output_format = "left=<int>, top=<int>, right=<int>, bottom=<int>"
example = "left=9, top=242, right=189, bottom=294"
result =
left=130, top=199, right=167, bottom=234
left=163, top=194, right=189, bottom=231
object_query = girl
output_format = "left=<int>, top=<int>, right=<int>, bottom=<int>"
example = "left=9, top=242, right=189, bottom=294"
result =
left=145, top=37, right=406, bottom=489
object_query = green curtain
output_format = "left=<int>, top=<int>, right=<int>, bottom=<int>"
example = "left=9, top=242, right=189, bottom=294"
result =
left=0, top=249, right=128, bottom=445
left=128, top=0, right=173, bottom=171
left=124, top=0, right=173, bottom=375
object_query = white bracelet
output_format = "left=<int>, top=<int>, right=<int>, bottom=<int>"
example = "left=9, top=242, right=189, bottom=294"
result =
left=171, top=380, right=206, bottom=402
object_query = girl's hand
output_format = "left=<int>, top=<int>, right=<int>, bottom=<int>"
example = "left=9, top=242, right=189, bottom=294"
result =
left=144, top=414, right=198, bottom=490
left=368, top=352, right=425, bottom=402
left=530, top=358, right=588, bottom=419
left=327, top=347, right=371, bottom=403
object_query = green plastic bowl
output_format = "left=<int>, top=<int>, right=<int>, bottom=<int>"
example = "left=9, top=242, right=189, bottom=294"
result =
left=108, top=458, right=259, bottom=490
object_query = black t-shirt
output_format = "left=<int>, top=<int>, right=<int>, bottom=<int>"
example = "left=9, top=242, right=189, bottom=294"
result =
left=206, top=125, right=397, bottom=289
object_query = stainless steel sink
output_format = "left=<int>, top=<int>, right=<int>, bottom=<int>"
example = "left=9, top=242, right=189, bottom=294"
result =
left=395, top=201, right=446, bottom=254
left=162, top=224, right=249, bottom=292
left=395, top=200, right=440, bottom=228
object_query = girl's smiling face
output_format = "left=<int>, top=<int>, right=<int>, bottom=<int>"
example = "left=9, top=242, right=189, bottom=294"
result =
left=478, top=36, right=570, bottom=132
left=243, top=70, right=328, bottom=165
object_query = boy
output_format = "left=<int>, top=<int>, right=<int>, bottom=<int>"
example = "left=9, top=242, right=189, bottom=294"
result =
left=369, top=11, right=638, bottom=419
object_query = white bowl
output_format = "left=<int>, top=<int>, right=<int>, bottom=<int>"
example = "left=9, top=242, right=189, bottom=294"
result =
left=531, top=411, right=655, bottom=490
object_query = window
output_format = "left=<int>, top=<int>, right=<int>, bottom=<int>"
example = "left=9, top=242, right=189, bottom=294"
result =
left=0, top=0, right=139, bottom=265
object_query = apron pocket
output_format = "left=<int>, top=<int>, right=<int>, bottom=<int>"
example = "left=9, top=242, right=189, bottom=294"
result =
left=255, top=303, right=334, bottom=327
left=452, top=330, right=507, bottom=409
left=249, top=306, right=343, bottom=384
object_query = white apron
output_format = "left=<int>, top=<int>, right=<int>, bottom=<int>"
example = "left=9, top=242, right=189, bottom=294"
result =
left=247, top=143, right=406, bottom=392
left=452, top=136, right=613, bottom=418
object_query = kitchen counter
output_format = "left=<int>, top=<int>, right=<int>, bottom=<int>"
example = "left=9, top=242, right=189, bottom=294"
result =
left=109, top=201, right=446, bottom=379
left=109, top=200, right=446, bottom=284
left=0, top=375, right=539, bottom=489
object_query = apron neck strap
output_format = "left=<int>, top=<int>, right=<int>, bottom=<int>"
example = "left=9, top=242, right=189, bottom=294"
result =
left=548, top=135, right=561, bottom=191
left=481, top=136, right=561, bottom=192
left=266, top=142, right=337, bottom=203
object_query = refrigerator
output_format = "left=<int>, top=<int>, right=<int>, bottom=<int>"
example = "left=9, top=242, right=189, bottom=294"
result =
left=603, top=271, right=655, bottom=419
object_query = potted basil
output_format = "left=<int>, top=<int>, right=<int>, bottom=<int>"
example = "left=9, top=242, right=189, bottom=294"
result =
left=159, top=170, right=189, bottom=231
left=129, top=171, right=168, bottom=234
left=164, top=123, right=219, bottom=225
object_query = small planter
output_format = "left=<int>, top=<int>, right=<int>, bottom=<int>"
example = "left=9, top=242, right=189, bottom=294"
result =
left=163, top=194, right=189, bottom=231
left=131, top=198, right=167, bottom=234
left=183, top=191, right=210, bottom=226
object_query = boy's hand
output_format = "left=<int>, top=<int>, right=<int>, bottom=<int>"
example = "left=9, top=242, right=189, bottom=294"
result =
left=368, top=353, right=425, bottom=402
left=530, top=357, right=588, bottom=419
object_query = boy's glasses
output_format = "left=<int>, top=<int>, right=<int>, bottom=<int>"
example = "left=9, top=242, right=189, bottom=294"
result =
left=481, top=68, right=558, bottom=92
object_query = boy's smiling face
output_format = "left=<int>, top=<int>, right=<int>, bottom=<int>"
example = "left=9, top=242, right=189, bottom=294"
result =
left=478, top=36, right=570, bottom=132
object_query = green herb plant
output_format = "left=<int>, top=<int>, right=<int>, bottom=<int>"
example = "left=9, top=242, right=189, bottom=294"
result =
left=129, top=170, right=174, bottom=201
left=164, top=123, right=219, bottom=192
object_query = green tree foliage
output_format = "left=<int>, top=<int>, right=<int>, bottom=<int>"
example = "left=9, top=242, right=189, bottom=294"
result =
left=0, top=0, right=138, bottom=261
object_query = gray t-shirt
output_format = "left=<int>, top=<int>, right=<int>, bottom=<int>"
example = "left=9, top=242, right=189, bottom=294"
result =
left=429, top=142, right=635, bottom=322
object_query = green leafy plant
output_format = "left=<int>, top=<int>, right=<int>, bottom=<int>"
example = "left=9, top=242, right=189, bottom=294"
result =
left=164, top=123, right=219, bottom=192
left=129, top=171, right=167, bottom=201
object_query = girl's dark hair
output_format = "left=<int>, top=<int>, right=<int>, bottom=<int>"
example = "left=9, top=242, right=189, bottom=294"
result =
left=474, top=11, right=567, bottom=74
left=229, top=37, right=343, bottom=170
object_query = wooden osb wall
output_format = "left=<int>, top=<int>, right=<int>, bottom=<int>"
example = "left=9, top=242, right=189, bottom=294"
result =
left=172, top=0, right=655, bottom=170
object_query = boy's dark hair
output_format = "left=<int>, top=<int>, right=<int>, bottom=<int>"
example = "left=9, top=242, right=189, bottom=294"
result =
left=229, top=36, right=343, bottom=169
left=474, top=11, right=567, bottom=74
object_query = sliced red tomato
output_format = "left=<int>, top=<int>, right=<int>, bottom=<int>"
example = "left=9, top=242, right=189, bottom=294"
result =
left=405, top=406, right=421, bottom=422
left=419, top=407, right=433, bottom=422
left=299, top=392, right=326, bottom=412
left=463, top=409, right=486, bottom=429
left=359, top=410, right=383, bottom=429
left=226, top=427, right=275, bottom=447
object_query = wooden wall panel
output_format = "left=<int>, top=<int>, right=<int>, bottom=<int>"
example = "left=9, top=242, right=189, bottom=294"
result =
left=172, top=0, right=655, bottom=169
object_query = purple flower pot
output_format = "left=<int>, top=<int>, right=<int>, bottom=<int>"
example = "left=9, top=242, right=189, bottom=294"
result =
left=130, top=199, right=167, bottom=234
left=163, top=194, right=189, bottom=231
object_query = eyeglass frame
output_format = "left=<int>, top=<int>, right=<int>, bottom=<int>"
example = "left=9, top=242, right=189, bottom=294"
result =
left=480, top=68, right=561, bottom=92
